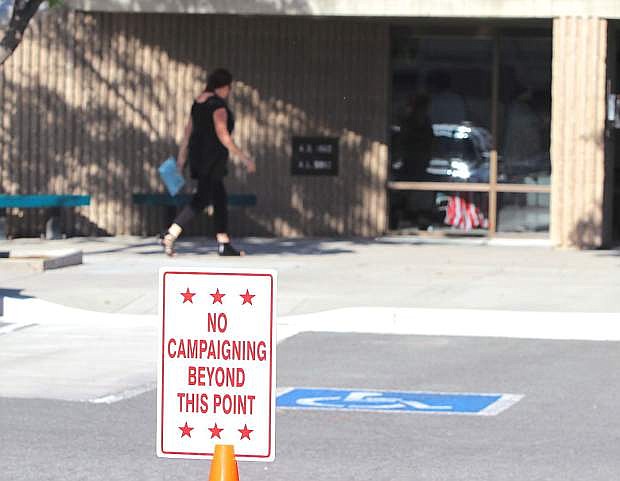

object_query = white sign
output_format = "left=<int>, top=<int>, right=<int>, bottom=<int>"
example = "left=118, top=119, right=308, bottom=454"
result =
left=157, top=268, right=276, bottom=461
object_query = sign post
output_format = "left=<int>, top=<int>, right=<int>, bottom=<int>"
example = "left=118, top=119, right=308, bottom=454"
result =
left=157, top=268, right=277, bottom=462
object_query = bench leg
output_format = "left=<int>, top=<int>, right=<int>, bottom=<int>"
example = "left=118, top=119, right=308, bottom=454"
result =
left=0, top=209, right=6, bottom=240
left=45, top=207, right=62, bottom=240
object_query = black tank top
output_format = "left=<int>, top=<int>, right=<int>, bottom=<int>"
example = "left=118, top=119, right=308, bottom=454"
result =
left=188, top=95, right=235, bottom=179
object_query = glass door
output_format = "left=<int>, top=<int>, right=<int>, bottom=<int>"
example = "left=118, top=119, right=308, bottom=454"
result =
left=388, top=27, right=552, bottom=236
left=496, top=35, right=552, bottom=233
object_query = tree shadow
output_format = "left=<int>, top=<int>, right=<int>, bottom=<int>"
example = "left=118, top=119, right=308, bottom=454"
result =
left=91, top=11, right=390, bottom=238
left=0, top=77, right=177, bottom=236
left=71, top=235, right=393, bottom=257
left=569, top=214, right=603, bottom=249
left=51, top=235, right=409, bottom=257
left=1, top=10, right=389, bottom=238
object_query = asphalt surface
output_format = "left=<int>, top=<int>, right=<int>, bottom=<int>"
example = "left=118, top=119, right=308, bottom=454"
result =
left=1, top=236, right=620, bottom=480
left=1, top=332, right=619, bottom=481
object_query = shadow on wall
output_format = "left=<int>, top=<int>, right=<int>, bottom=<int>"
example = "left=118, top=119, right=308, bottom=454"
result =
left=1, top=80, right=177, bottom=237
left=1, top=10, right=389, bottom=237
left=108, top=12, right=389, bottom=237
left=569, top=214, right=602, bottom=249
left=1, top=12, right=181, bottom=236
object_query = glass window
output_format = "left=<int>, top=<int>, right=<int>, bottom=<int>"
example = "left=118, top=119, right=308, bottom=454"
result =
left=498, top=36, right=552, bottom=184
left=388, top=27, right=552, bottom=237
left=389, top=190, right=489, bottom=233
left=497, top=192, right=550, bottom=233
left=390, top=31, right=493, bottom=183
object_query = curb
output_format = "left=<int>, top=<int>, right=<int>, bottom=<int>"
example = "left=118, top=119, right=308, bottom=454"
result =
left=0, top=248, right=82, bottom=271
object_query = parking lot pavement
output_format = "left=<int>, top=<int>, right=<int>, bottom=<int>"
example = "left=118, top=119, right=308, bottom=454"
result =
left=255, top=332, right=620, bottom=481
left=1, top=236, right=620, bottom=480
left=1, top=329, right=618, bottom=481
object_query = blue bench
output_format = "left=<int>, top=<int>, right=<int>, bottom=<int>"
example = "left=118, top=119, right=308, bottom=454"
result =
left=0, top=194, right=91, bottom=239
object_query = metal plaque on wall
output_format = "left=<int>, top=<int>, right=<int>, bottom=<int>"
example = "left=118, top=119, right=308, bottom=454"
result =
left=291, top=137, right=339, bottom=176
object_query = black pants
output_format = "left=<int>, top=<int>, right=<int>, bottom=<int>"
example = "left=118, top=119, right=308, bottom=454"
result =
left=173, top=176, right=228, bottom=234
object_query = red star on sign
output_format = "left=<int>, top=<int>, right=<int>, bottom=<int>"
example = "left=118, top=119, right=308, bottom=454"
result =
left=239, top=424, right=253, bottom=440
left=181, top=288, right=196, bottom=304
left=179, top=422, right=194, bottom=438
left=240, top=289, right=255, bottom=305
left=210, top=288, right=225, bottom=304
left=208, top=423, right=224, bottom=439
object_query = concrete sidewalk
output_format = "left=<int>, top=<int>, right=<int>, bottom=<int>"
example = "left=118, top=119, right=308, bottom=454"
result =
left=1, top=235, right=619, bottom=316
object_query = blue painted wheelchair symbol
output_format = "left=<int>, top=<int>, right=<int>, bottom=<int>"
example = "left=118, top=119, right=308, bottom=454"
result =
left=277, top=388, right=522, bottom=415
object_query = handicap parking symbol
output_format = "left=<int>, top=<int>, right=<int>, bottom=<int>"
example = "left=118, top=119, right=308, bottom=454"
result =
left=276, top=388, right=522, bottom=416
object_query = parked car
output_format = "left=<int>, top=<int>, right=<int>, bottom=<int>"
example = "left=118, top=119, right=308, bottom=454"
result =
left=391, top=122, right=492, bottom=183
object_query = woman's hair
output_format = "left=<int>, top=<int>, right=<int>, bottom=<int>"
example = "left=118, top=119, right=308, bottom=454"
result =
left=206, top=68, right=233, bottom=92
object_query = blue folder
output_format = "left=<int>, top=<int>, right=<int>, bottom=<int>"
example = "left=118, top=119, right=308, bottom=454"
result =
left=158, top=157, right=185, bottom=197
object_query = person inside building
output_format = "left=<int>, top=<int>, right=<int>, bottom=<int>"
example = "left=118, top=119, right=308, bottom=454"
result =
left=425, top=69, right=467, bottom=125
left=502, top=87, right=551, bottom=182
left=161, top=68, right=255, bottom=256
left=400, top=93, right=434, bottom=180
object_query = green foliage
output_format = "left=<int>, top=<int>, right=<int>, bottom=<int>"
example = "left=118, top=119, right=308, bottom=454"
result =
left=48, top=0, right=63, bottom=7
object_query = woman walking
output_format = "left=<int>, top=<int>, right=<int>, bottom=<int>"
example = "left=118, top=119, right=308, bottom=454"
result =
left=162, top=68, right=255, bottom=256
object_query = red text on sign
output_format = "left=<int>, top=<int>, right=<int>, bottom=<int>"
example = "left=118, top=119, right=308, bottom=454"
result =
left=175, top=392, right=256, bottom=415
left=213, top=393, right=256, bottom=414
left=177, top=392, right=209, bottom=413
left=188, top=366, right=246, bottom=387
left=207, top=312, right=228, bottom=333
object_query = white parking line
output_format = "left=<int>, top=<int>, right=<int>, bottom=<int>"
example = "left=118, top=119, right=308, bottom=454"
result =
left=478, top=394, right=525, bottom=416
left=89, top=383, right=156, bottom=404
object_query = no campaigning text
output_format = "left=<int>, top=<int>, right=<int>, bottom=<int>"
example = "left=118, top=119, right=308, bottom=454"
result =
left=167, top=338, right=267, bottom=361
left=167, top=311, right=268, bottom=361
left=168, top=310, right=267, bottom=415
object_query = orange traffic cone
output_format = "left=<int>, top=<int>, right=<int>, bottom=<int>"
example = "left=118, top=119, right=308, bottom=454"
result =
left=208, top=444, right=240, bottom=481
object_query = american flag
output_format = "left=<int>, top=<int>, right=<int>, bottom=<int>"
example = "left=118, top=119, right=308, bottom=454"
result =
left=444, top=194, right=488, bottom=231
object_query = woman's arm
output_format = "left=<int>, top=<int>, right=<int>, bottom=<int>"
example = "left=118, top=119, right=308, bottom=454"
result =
left=213, top=108, right=256, bottom=173
left=177, top=116, right=193, bottom=172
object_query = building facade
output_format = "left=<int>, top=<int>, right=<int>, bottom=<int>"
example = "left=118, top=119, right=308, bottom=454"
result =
left=0, top=1, right=619, bottom=247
